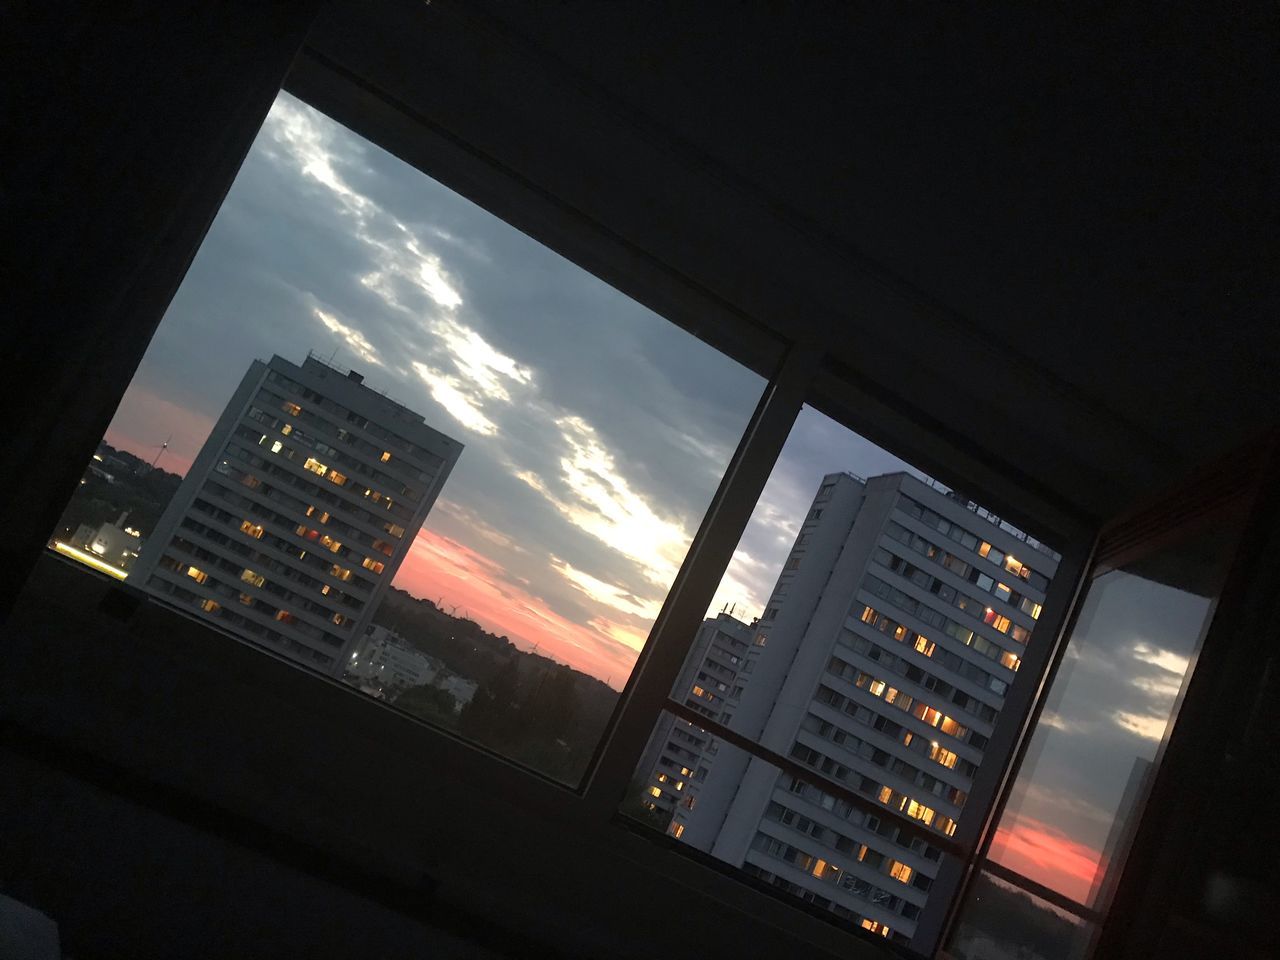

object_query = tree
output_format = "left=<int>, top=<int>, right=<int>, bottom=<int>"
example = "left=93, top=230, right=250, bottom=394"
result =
left=393, top=684, right=458, bottom=728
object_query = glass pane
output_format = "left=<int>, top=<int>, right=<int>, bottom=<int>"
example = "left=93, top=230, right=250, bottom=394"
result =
left=945, top=871, right=1094, bottom=960
left=622, top=405, right=1063, bottom=950
left=985, top=518, right=1241, bottom=907
left=38, top=90, right=768, bottom=785
left=624, top=711, right=916, bottom=945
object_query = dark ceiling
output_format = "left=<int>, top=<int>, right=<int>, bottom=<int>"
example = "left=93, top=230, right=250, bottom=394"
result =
left=311, top=0, right=1279, bottom=527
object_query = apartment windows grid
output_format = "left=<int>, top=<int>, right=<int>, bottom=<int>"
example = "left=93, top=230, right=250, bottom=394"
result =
left=130, top=353, right=463, bottom=673
left=637, top=468, right=1061, bottom=949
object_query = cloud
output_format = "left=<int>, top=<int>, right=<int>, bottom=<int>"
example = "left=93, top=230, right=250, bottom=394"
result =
left=1113, top=710, right=1168, bottom=741
left=1131, top=641, right=1190, bottom=675
left=312, top=307, right=382, bottom=366
left=552, top=557, right=664, bottom=623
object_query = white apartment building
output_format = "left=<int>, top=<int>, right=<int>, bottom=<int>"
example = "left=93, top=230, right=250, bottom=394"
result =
left=346, top=624, right=443, bottom=691
left=676, top=472, right=1058, bottom=947
left=130, top=353, right=463, bottom=674
left=633, top=613, right=757, bottom=834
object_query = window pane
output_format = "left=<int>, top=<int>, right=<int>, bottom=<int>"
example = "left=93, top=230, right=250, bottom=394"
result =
left=623, top=710, right=917, bottom=945
left=985, top=517, right=1242, bottom=907
left=622, top=405, right=1062, bottom=950
left=946, top=871, right=1094, bottom=960
left=39, top=91, right=768, bottom=785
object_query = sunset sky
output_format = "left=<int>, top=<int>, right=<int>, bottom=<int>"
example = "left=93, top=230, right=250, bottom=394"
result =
left=98, top=92, right=1214, bottom=903
left=103, top=92, right=912, bottom=688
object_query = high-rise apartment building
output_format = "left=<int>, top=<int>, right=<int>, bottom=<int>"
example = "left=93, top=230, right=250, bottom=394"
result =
left=130, top=353, right=463, bottom=674
left=633, top=612, right=757, bottom=835
left=670, top=471, right=1058, bottom=946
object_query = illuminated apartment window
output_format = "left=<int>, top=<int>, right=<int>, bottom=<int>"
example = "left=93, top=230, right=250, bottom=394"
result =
left=239, top=520, right=264, bottom=539
left=648, top=786, right=662, bottom=799
left=380, top=451, right=391, bottom=462
left=198, top=598, right=220, bottom=613
left=691, top=685, right=707, bottom=698
left=302, top=458, right=327, bottom=475
left=327, top=470, right=347, bottom=486
left=361, top=557, right=385, bottom=575
left=185, top=565, right=208, bottom=584
left=240, top=569, right=265, bottom=588
left=671, top=823, right=685, bottom=839
left=282, top=402, right=301, bottom=417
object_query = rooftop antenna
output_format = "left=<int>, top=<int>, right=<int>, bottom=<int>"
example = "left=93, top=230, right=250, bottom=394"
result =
left=328, top=346, right=339, bottom=364
left=151, top=435, right=171, bottom=468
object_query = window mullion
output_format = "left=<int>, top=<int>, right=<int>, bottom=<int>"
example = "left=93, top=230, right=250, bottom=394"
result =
left=579, top=340, right=821, bottom=815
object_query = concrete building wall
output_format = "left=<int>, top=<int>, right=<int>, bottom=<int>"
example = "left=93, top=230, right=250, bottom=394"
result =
left=130, top=354, right=462, bottom=674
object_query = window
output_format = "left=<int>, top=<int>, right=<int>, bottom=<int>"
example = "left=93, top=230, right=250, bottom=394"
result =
left=302, top=457, right=327, bottom=476
left=622, top=402, right=1063, bottom=951
left=239, top=520, right=264, bottom=539
left=185, top=565, right=208, bottom=584
left=239, top=569, right=265, bottom=588
left=198, top=598, right=220, bottom=613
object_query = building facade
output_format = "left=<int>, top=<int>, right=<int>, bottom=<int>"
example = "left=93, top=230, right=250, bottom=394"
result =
left=632, top=612, right=757, bottom=835
left=130, top=353, right=463, bottom=674
left=675, top=472, right=1058, bottom=947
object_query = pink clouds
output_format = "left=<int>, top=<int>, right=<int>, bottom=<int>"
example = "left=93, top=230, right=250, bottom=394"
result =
left=394, top=527, right=644, bottom=688
left=989, top=815, right=1103, bottom=904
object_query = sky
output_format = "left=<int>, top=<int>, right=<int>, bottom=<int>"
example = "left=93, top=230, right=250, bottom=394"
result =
left=986, top=565, right=1217, bottom=904
left=97, top=92, right=1215, bottom=896
left=103, top=91, right=912, bottom=690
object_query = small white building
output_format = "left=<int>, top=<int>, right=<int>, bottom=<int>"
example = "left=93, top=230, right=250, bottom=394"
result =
left=346, top=624, right=443, bottom=691
left=76, top=512, right=143, bottom=571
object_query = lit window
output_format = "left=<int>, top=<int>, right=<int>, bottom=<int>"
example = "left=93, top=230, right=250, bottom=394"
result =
left=361, top=557, right=386, bottom=575
left=280, top=423, right=292, bottom=435
left=671, top=823, right=685, bottom=839
left=270, top=440, right=283, bottom=454
left=239, top=569, right=265, bottom=588
left=281, top=401, right=301, bottom=416
left=238, top=592, right=253, bottom=605
left=319, top=534, right=341, bottom=553
left=811, top=857, right=827, bottom=878
left=648, top=786, right=662, bottom=799
left=302, top=457, right=327, bottom=475
left=868, top=679, right=886, bottom=697
left=691, top=685, right=706, bottom=697
left=198, top=598, right=220, bottom=613
left=332, top=613, right=346, bottom=626
left=878, top=785, right=893, bottom=803
left=330, top=564, right=352, bottom=582
left=889, top=861, right=913, bottom=883
left=327, top=470, right=347, bottom=486
left=274, top=610, right=295, bottom=623
left=860, top=606, right=876, bottom=624
left=185, top=566, right=208, bottom=584
left=319, top=584, right=331, bottom=596
left=380, top=450, right=391, bottom=462
left=239, top=520, right=264, bottom=539
left=1000, top=651, right=1021, bottom=671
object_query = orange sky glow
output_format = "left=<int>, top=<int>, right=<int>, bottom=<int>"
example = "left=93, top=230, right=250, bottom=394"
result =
left=391, top=528, right=643, bottom=689
left=990, top=815, right=1103, bottom=905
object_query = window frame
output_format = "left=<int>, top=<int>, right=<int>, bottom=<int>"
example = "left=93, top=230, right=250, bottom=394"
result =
left=5, top=32, right=1108, bottom=960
